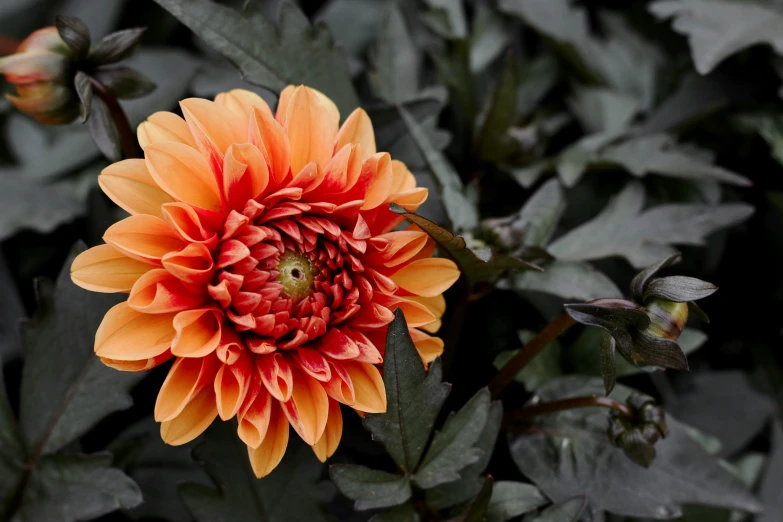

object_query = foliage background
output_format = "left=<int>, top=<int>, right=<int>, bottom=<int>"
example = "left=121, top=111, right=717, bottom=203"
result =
left=0, top=0, right=781, bottom=521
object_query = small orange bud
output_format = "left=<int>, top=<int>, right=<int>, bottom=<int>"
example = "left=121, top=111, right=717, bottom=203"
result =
left=643, top=298, right=689, bottom=342
left=0, top=27, right=79, bottom=124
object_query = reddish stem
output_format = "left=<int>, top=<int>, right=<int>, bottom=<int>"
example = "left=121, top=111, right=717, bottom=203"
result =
left=89, top=76, right=140, bottom=159
left=507, top=396, right=635, bottom=424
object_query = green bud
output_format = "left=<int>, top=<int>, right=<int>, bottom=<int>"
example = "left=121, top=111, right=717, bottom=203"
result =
left=643, top=298, right=688, bottom=342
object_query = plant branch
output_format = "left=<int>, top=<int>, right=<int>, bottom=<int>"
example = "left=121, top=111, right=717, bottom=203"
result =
left=506, top=396, right=636, bottom=425
left=88, top=76, right=140, bottom=159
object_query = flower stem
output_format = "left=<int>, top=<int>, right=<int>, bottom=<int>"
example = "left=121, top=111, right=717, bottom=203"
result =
left=506, top=396, right=635, bottom=424
left=488, top=313, right=576, bottom=398
left=89, top=76, right=140, bottom=159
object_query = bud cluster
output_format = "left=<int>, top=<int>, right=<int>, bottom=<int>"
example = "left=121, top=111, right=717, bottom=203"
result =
left=608, top=393, right=668, bottom=468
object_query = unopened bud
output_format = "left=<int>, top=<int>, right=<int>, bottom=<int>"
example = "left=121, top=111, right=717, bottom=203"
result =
left=608, top=393, right=668, bottom=467
left=643, top=298, right=689, bottom=342
left=0, top=27, right=79, bottom=124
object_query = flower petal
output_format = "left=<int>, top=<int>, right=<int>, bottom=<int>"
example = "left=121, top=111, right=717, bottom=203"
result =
left=249, top=106, right=291, bottom=187
left=145, top=141, right=222, bottom=212
left=409, top=328, right=444, bottom=363
left=391, top=258, right=460, bottom=297
left=312, top=399, right=342, bottom=462
left=180, top=97, right=245, bottom=175
left=248, top=401, right=289, bottom=478
left=223, top=142, right=269, bottom=211
left=284, top=86, right=339, bottom=175
left=104, top=214, right=185, bottom=266
left=100, top=351, right=173, bottom=372
left=128, top=269, right=206, bottom=313
left=162, top=243, right=215, bottom=286
left=342, top=361, right=386, bottom=413
left=215, top=350, right=253, bottom=420
left=137, top=111, right=196, bottom=150
left=281, top=368, right=329, bottom=445
left=171, top=308, right=222, bottom=357
left=335, top=108, right=376, bottom=161
left=160, top=385, right=218, bottom=445
left=71, top=244, right=151, bottom=293
left=258, top=352, right=294, bottom=402
left=215, top=89, right=273, bottom=122
left=155, top=354, right=219, bottom=422
left=95, top=302, right=176, bottom=360
left=238, top=379, right=273, bottom=449
left=99, top=159, right=174, bottom=217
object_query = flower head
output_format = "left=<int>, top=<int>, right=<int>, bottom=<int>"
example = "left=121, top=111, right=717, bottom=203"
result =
left=0, top=27, right=79, bottom=124
left=71, top=86, right=459, bottom=477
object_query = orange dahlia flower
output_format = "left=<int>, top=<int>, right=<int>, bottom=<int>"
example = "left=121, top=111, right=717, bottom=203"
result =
left=70, top=86, right=459, bottom=477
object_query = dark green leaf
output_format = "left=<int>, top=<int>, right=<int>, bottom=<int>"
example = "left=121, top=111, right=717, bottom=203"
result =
left=20, top=244, right=140, bottom=457
left=152, top=0, right=359, bottom=115
left=179, top=421, right=333, bottom=522
left=455, top=475, right=493, bottom=522
left=88, top=96, right=122, bottom=162
left=548, top=182, right=754, bottom=268
left=55, top=15, right=90, bottom=59
left=564, top=303, right=651, bottom=358
left=370, top=5, right=420, bottom=104
left=600, top=332, right=616, bottom=395
left=93, top=67, right=156, bottom=100
left=649, top=0, right=783, bottom=75
left=414, top=389, right=490, bottom=489
left=426, top=402, right=502, bottom=510
left=19, top=453, right=142, bottom=522
left=508, top=376, right=763, bottom=519
left=630, top=253, right=682, bottom=302
left=522, top=497, right=586, bottom=522
left=669, top=372, right=775, bottom=457
left=629, top=331, right=689, bottom=370
left=392, top=205, right=540, bottom=288
left=74, top=71, right=92, bottom=123
left=398, top=107, right=479, bottom=232
left=88, top=27, right=146, bottom=65
left=364, top=309, right=450, bottom=473
left=486, top=481, right=547, bottom=522
left=475, top=53, right=519, bottom=163
left=330, top=465, right=411, bottom=511
left=506, top=261, right=622, bottom=301
left=644, top=275, right=718, bottom=302
left=369, top=502, right=420, bottom=522
left=517, top=178, right=566, bottom=248
left=758, top=420, right=783, bottom=522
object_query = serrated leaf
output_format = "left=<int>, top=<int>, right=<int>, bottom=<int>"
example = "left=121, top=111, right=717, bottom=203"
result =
left=330, top=465, right=412, bottom=511
left=522, top=497, right=586, bottom=522
left=19, top=453, right=142, bottom=522
left=398, top=106, right=479, bottom=232
left=486, top=481, right=547, bottom=522
left=93, top=67, right=156, bottom=100
left=88, top=27, right=146, bottom=65
left=364, top=309, right=450, bottom=473
left=370, top=4, right=420, bottom=104
left=506, top=260, right=622, bottom=301
left=426, top=402, right=502, bottom=510
left=508, top=376, right=763, bottom=519
left=179, top=421, right=333, bottom=522
left=475, top=53, right=519, bottom=163
left=454, top=475, right=493, bottom=522
left=414, top=389, right=490, bottom=489
left=548, top=182, right=754, bottom=268
left=152, top=0, right=359, bottom=115
left=20, top=245, right=141, bottom=457
left=649, top=0, right=783, bottom=75
left=392, top=205, right=540, bottom=288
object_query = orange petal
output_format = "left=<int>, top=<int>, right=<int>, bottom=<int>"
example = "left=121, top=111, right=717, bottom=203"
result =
left=162, top=243, right=215, bottom=286
left=95, top=302, right=176, bottom=360
left=367, top=230, right=429, bottom=268
left=373, top=294, right=437, bottom=328
left=281, top=368, right=329, bottom=445
left=137, top=111, right=196, bottom=150
left=315, top=144, right=361, bottom=196
left=238, top=380, right=273, bottom=449
left=249, top=106, right=291, bottom=186
left=161, top=203, right=218, bottom=247
left=160, top=385, right=218, bottom=445
left=223, top=142, right=270, bottom=211
left=258, top=353, right=294, bottom=402
left=145, top=142, right=222, bottom=212
left=101, top=351, right=173, bottom=372
left=284, top=86, right=339, bottom=174
left=312, top=399, right=343, bottom=462
left=180, top=97, right=245, bottom=175
left=171, top=308, right=222, bottom=357
left=275, top=85, right=296, bottom=124
left=215, top=89, right=273, bottom=122
left=322, top=361, right=356, bottom=406
left=335, top=108, right=376, bottom=161
left=248, top=401, right=289, bottom=478
left=128, top=269, right=206, bottom=313
left=294, top=348, right=332, bottom=382
left=409, top=328, right=444, bottom=363
left=99, top=159, right=174, bottom=217
left=343, top=361, right=386, bottom=413
left=215, top=350, right=253, bottom=420
left=360, top=153, right=393, bottom=210
left=104, top=214, right=185, bottom=266
left=71, top=244, right=152, bottom=293
left=389, top=160, right=416, bottom=194
left=155, top=354, right=219, bottom=422
left=391, top=258, right=460, bottom=297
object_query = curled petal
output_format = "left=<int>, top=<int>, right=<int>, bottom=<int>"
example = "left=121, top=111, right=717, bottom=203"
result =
left=249, top=106, right=291, bottom=186
left=284, top=85, right=338, bottom=174
left=238, top=378, right=273, bottom=449
left=258, top=352, right=294, bottom=401
left=100, top=351, right=173, bottom=372
left=223, top=143, right=270, bottom=211
left=281, top=368, right=329, bottom=445
left=162, top=243, right=215, bottom=286
left=215, top=89, right=272, bottom=121
left=343, top=361, right=386, bottom=413
left=171, top=308, right=223, bottom=357
left=335, top=108, right=376, bottom=161
left=128, top=269, right=206, bottom=313
left=295, top=348, right=332, bottom=382
left=161, top=203, right=218, bottom=248
left=138, top=111, right=196, bottom=150
left=313, top=399, right=343, bottom=462
left=215, top=350, right=253, bottom=420
left=322, top=361, right=355, bottom=406
left=180, top=97, right=245, bottom=178
left=71, top=244, right=151, bottom=293
left=160, top=385, right=218, bottom=446
left=104, top=215, right=185, bottom=266
left=145, top=141, right=222, bottom=212
left=391, top=258, right=460, bottom=297
left=409, top=328, right=444, bottom=363
left=317, top=327, right=360, bottom=360
left=95, top=302, right=176, bottom=360
left=248, top=402, right=289, bottom=478
left=155, top=354, right=219, bottom=422
left=99, top=159, right=174, bottom=217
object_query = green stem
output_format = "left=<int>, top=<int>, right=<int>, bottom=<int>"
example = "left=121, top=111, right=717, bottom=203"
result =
left=507, top=396, right=635, bottom=424
left=89, top=76, right=140, bottom=159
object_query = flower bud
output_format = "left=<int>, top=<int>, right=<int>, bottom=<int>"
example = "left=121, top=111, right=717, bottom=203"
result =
left=643, top=298, right=689, bottom=342
left=608, top=393, right=668, bottom=467
left=0, top=27, right=79, bottom=124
